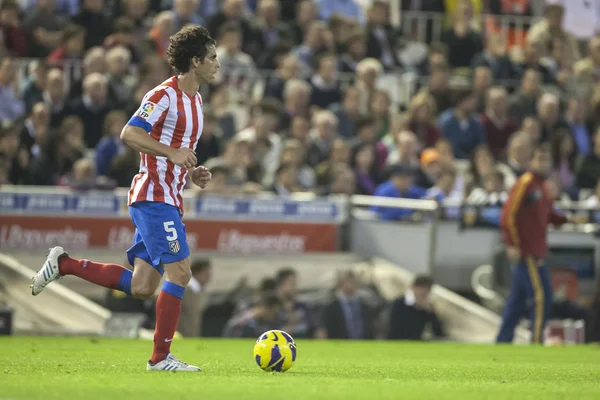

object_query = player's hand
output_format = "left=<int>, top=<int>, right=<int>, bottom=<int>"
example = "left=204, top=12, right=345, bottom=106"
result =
left=169, top=148, right=197, bottom=169
left=191, top=165, right=212, bottom=189
left=506, top=246, right=521, bottom=262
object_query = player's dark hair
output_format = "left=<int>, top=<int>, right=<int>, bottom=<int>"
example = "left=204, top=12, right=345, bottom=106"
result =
left=167, top=25, right=216, bottom=74
left=191, top=258, right=211, bottom=274
left=275, top=268, right=297, bottom=286
left=413, top=275, right=434, bottom=289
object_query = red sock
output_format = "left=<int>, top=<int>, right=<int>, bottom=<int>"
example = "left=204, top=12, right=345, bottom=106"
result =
left=59, top=256, right=132, bottom=294
left=151, top=286, right=183, bottom=364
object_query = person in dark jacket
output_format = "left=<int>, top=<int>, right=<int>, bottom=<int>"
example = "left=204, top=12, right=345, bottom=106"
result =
left=322, top=270, right=373, bottom=340
left=388, top=275, right=445, bottom=340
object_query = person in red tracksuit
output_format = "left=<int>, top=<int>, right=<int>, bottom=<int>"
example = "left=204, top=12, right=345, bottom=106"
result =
left=497, top=144, right=571, bottom=344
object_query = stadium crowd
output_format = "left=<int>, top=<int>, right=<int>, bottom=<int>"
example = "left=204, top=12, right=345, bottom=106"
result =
left=1, top=0, right=600, bottom=212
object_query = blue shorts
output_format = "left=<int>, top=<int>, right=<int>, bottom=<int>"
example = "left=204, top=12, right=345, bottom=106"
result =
left=126, top=201, right=190, bottom=275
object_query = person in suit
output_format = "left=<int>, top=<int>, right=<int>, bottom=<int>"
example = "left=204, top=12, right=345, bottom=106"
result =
left=177, top=258, right=212, bottom=337
left=388, top=275, right=445, bottom=341
left=322, top=270, right=372, bottom=339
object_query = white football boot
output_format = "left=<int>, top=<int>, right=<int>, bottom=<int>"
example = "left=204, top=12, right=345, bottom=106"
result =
left=147, top=353, right=201, bottom=372
left=31, top=246, right=67, bottom=296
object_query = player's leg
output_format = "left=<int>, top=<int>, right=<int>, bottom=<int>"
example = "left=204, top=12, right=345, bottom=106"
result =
left=128, top=201, right=199, bottom=372
left=31, top=246, right=133, bottom=296
left=525, top=258, right=553, bottom=344
left=496, top=260, right=528, bottom=343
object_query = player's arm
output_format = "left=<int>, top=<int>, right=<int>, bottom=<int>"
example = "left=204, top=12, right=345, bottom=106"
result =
left=121, top=90, right=196, bottom=169
left=500, top=173, right=533, bottom=252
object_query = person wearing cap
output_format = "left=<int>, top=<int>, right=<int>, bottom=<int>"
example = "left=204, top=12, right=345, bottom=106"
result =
left=369, top=163, right=426, bottom=221
left=415, top=148, right=441, bottom=188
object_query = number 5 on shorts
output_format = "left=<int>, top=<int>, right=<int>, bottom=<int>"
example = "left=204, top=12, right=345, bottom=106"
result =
left=163, top=221, right=178, bottom=241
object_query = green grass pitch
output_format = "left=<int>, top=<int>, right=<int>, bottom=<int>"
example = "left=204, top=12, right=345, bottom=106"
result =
left=1, top=337, right=599, bottom=400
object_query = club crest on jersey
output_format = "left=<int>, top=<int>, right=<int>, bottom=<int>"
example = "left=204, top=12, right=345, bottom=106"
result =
left=136, top=102, right=156, bottom=120
left=169, top=240, right=180, bottom=254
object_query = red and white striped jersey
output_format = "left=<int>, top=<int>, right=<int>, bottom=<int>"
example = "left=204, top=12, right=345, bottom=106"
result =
left=126, top=76, right=203, bottom=214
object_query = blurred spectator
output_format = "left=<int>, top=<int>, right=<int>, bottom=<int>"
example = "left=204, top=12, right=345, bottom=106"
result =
left=292, top=0, right=318, bottom=44
left=208, top=0, right=263, bottom=60
left=263, top=54, right=301, bottom=101
left=255, top=0, right=295, bottom=51
left=310, top=53, right=342, bottom=109
left=270, top=163, right=301, bottom=195
left=275, top=268, right=314, bottom=338
left=308, top=110, right=338, bottom=167
left=351, top=115, right=388, bottom=174
left=0, top=1, right=27, bottom=57
left=23, top=0, right=67, bottom=57
left=355, top=58, right=382, bottom=112
left=195, top=108, right=223, bottom=166
left=209, top=84, right=237, bottom=139
left=508, top=68, right=541, bottom=123
left=95, top=110, right=128, bottom=176
left=315, top=137, right=348, bottom=187
left=0, top=124, right=28, bottom=184
left=574, top=36, right=600, bottom=100
left=435, top=137, right=456, bottom=169
left=387, top=129, right=419, bottom=168
left=441, top=0, right=483, bottom=68
left=466, top=144, right=496, bottom=192
left=292, top=21, right=333, bottom=75
left=365, top=0, right=401, bottom=71
left=438, top=89, right=485, bottom=159
left=425, top=167, right=457, bottom=201
left=515, top=42, right=554, bottom=84
left=27, top=116, right=85, bottom=185
left=68, top=47, right=108, bottom=102
left=237, top=99, right=282, bottom=185
left=575, top=129, right=600, bottom=189
left=215, top=22, right=258, bottom=104
left=407, top=91, right=440, bottom=148
left=223, top=294, right=283, bottom=338
left=339, top=29, right=367, bottom=73
left=466, top=168, right=507, bottom=205
left=326, top=164, right=356, bottom=195
left=501, top=132, right=532, bottom=188
left=178, top=258, right=212, bottom=337
left=550, top=127, right=577, bottom=195
left=370, top=164, right=426, bottom=221
left=426, top=67, right=452, bottom=115
left=47, top=24, right=86, bottom=65
left=520, top=116, right=543, bottom=146
left=205, top=139, right=250, bottom=186
left=279, top=139, right=315, bottom=189
left=200, top=164, right=231, bottom=194
left=330, top=86, right=362, bottom=139
left=173, top=0, right=203, bottom=30
left=107, top=145, right=141, bottom=187
left=20, top=102, right=50, bottom=158
left=317, top=0, right=364, bottom=24
left=417, top=41, right=449, bottom=77
left=103, top=17, right=143, bottom=63
left=472, top=65, right=493, bottom=113
left=288, top=115, right=311, bottom=149
left=388, top=275, right=444, bottom=341
left=279, top=78, right=311, bottom=131
left=480, top=86, right=518, bottom=160
left=44, top=68, right=69, bottom=127
left=537, top=92, right=567, bottom=142
left=72, top=0, right=111, bottom=49
left=321, top=270, right=373, bottom=340
left=415, top=148, right=441, bottom=189
left=583, top=179, right=600, bottom=208
left=527, top=4, right=580, bottom=62
left=68, top=72, right=112, bottom=147
left=471, top=34, right=515, bottom=81
left=105, top=46, right=136, bottom=109
left=121, top=0, right=153, bottom=43
left=371, top=89, right=391, bottom=140
left=146, top=11, right=176, bottom=57
left=564, top=97, right=591, bottom=156
left=21, top=60, right=49, bottom=114
left=0, top=56, right=25, bottom=124
left=351, top=142, right=377, bottom=195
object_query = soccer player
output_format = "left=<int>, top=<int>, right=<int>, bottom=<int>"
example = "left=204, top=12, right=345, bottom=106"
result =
left=30, top=25, right=220, bottom=372
left=496, top=144, right=570, bottom=344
